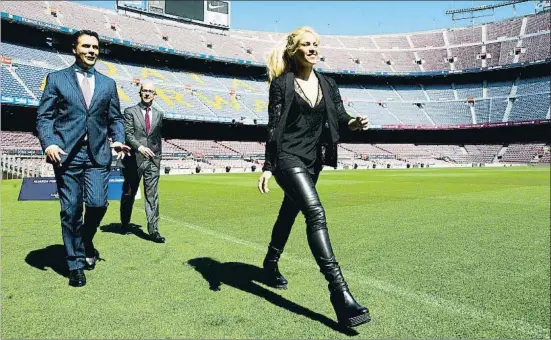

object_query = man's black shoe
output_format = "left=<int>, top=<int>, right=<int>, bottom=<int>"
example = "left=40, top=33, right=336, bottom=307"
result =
left=68, top=269, right=86, bottom=287
left=150, top=232, right=165, bottom=243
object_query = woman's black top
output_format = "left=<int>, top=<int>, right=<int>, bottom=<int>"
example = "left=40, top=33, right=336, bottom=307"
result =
left=277, top=80, right=327, bottom=174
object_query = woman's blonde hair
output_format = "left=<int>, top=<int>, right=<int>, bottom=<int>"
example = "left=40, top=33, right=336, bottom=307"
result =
left=266, top=26, right=320, bottom=83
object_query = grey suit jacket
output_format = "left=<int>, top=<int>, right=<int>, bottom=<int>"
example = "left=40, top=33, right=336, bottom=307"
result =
left=122, top=104, right=163, bottom=169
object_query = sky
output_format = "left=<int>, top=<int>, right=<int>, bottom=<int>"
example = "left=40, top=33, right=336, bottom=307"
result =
left=73, top=0, right=540, bottom=35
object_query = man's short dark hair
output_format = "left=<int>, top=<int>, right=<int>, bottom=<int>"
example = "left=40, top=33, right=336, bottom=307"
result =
left=72, top=30, right=100, bottom=49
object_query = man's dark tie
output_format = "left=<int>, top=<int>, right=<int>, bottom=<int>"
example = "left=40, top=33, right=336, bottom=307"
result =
left=145, top=107, right=151, bottom=135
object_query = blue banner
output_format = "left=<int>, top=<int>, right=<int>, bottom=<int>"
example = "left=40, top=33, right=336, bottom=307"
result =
left=18, top=177, right=59, bottom=201
left=18, top=175, right=133, bottom=201
left=1, top=96, right=37, bottom=106
left=117, top=0, right=147, bottom=11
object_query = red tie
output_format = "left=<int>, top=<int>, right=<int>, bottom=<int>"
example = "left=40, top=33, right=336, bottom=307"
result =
left=145, top=107, right=151, bottom=135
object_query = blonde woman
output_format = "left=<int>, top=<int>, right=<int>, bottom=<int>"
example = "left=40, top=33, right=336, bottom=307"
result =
left=257, top=26, right=370, bottom=328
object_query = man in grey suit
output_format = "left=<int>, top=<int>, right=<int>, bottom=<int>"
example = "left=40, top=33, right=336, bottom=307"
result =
left=36, top=30, right=130, bottom=287
left=120, top=80, right=165, bottom=243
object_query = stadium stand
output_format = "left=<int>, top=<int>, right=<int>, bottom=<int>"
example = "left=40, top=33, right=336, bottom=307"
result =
left=515, top=76, right=551, bottom=96
left=1, top=1, right=548, bottom=74
left=424, top=84, right=456, bottom=101
left=410, top=31, right=446, bottom=48
left=539, top=149, right=551, bottom=163
left=496, top=40, right=519, bottom=65
left=1, top=130, right=548, bottom=178
left=423, top=101, right=473, bottom=125
left=500, top=143, right=546, bottom=163
left=338, top=35, right=377, bottom=50
left=488, top=97, right=510, bottom=123
left=0, top=1, right=58, bottom=25
left=2, top=37, right=549, bottom=127
left=385, top=102, right=433, bottom=125
left=393, top=84, right=426, bottom=102
left=340, top=143, right=393, bottom=157
left=54, top=1, right=120, bottom=40
left=463, top=144, right=503, bottom=163
left=13, top=65, right=52, bottom=98
left=508, top=93, right=551, bottom=122
left=486, top=17, right=522, bottom=40
left=155, top=22, right=214, bottom=55
left=0, top=1, right=549, bottom=179
left=372, top=35, right=411, bottom=49
left=416, top=48, right=451, bottom=72
left=450, top=45, right=482, bottom=70
left=348, top=101, right=403, bottom=125
left=525, top=10, right=551, bottom=35
left=454, top=82, right=484, bottom=99
left=383, top=51, right=420, bottom=72
left=0, top=42, right=67, bottom=69
left=1, top=40, right=548, bottom=127
left=484, top=41, right=510, bottom=68
left=216, top=141, right=265, bottom=156
left=487, top=80, right=513, bottom=98
left=347, top=51, right=390, bottom=72
left=447, top=26, right=482, bottom=45
left=1, top=66, right=28, bottom=98
left=519, top=34, right=551, bottom=63
left=1, top=131, right=42, bottom=151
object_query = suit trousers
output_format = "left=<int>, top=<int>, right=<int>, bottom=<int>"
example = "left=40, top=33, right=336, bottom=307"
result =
left=53, top=143, right=109, bottom=271
left=268, top=166, right=324, bottom=251
left=120, top=158, right=160, bottom=234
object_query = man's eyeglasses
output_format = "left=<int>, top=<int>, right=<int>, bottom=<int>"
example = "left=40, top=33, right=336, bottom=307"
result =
left=141, top=89, right=155, bottom=94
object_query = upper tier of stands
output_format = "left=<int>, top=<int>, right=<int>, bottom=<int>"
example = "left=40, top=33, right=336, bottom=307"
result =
left=0, top=1, right=549, bottom=73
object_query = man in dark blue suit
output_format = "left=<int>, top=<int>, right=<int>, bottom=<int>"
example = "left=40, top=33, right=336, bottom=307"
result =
left=36, top=30, right=130, bottom=287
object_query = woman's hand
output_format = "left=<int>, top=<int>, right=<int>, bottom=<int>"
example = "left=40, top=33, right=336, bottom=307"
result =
left=258, top=171, right=272, bottom=194
left=348, top=116, right=370, bottom=131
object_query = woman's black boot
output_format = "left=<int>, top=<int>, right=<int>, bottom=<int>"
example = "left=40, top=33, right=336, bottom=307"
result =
left=307, top=227, right=370, bottom=327
left=262, top=244, right=288, bottom=289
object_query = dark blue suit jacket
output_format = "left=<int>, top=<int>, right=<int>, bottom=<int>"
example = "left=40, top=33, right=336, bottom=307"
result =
left=36, top=65, right=125, bottom=167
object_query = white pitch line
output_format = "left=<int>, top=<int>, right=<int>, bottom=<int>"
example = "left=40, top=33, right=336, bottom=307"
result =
left=147, top=212, right=549, bottom=338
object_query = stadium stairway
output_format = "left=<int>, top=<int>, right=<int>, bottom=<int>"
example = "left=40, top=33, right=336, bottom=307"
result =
left=5, top=66, right=36, bottom=99
left=501, top=77, right=520, bottom=122
left=215, top=142, right=241, bottom=155
left=494, top=146, right=508, bottom=163
left=163, top=139, right=190, bottom=154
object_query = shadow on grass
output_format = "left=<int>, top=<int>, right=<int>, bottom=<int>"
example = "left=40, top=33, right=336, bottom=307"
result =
left=187, top=257, right=359, bottom=336
left=25, top=244, right=69, bottom=278
left=100, top=222, right=150, bottom=242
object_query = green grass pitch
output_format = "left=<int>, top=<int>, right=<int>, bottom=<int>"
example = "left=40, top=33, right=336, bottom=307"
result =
left=1, top=167, right=549, bottom=338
